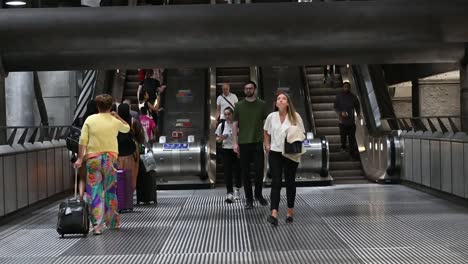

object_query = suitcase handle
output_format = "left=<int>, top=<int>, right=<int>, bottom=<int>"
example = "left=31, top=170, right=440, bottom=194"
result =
left=74, top=168, right=78, bottom=200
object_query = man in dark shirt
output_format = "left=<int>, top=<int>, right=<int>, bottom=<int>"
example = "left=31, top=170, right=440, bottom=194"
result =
left=233, top=81, right=269, bottom=209
left=334, top=82, right=361, bottom=158
left=137, top=69, right=166, bottom=107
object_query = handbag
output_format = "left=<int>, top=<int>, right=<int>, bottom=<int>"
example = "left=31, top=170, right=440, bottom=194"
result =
left=140, top=151, right=157, bottom=172
left=284, top=137, right=303, bottom=154
left=66, top=126, right=81, bottom=154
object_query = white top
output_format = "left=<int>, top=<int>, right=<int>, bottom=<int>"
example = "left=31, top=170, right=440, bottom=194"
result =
left=216, top=93, right=238, bottom=119
left=216, top=121, right=234, bottom=149
left=264, top=111, right=305, bottom=152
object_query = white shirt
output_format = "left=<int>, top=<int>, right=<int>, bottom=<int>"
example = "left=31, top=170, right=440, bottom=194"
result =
left=216, top=121, right=234, bottom=149
left=216, top=93, right=238, bottom=119
left=264, top=112, right=305, bottom=152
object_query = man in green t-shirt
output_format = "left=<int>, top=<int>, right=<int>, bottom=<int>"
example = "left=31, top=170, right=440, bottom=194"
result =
left=233, top=81, right=269, bottom=209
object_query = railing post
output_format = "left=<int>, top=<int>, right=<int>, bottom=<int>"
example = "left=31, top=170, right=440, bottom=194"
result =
left=0, top=75, right=6, bottom=145
left=461, top=60, right=468, bottom=133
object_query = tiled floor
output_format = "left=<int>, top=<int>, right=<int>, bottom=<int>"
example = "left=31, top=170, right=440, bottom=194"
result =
left=1, top=184, right=468, bottom=263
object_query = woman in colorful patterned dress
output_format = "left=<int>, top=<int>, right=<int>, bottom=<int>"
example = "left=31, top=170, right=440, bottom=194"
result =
left=74, top=94, right=130, bottom=235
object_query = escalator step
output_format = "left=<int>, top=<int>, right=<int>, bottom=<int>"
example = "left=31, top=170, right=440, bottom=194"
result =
left=314, top=118, right=339, bottom=127
left=329, top=170, right=365, bottom=178
left=216, top=67, right=250, bottom=76
left=316, top=127, right=340, bottom=135
left=216, top=76, right=250, bottom=83
left=310, top=95, right=336, bottom=104
left=304, top=66, right=323, bottom=75
left=309, top=87, right=342, bottom=96
left=126, top=75, right=140, bottom=82
left=313, top=111, right=337, bottom=119
left=329, top=161, right=362, bottom=170
left=324, top=135, right=341, bottom=144
left=311, top=103, right=334, bottom=111
left=329, top=152, right=354, bottom=161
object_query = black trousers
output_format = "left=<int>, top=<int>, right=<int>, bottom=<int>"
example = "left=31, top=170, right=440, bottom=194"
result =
left=222, top=148, right=242, bottom=194
left=239, top=143, right=264, bottom=202
left=269, top=151, right=299, bottom=211
left=339, top=123, right=357, bottom=155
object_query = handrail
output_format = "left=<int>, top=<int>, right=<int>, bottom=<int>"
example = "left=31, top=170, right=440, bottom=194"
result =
left=301, top=66, right=317, bottom=135
left=0, top=125, right=71, bottom=146
left=381, top=116, right=465, bottom=133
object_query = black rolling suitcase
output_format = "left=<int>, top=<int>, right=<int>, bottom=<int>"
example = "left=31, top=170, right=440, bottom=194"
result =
left=57, top=168, right=90, bottom=238
left=137, top=159, right=157, bottom=204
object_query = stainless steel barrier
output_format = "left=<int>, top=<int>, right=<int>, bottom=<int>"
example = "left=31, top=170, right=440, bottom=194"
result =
left=0, top=140, right=72, bottom=218
left=296, top=136, right=329, bottom=179
left=151, top=142, right=207, bottom=185
left=401, top=131, right=468, bottom=199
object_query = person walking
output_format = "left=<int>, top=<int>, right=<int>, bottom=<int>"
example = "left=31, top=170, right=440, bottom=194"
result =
left=74, top=94, right=130, bottom=235
left=233, top=81, right=269, bottom=209
left=264, top=92, right=305, bottom=226
left=216, top=83, right=238, bottom=123
left=334, top=81, right=361, bottom=159
left=216, top=107, right=242, bottom=203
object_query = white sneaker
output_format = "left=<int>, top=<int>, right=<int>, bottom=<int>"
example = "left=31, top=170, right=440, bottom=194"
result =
left=225, top=193, right=234, bottom=203
left=234, top=189, right=241, bottom=200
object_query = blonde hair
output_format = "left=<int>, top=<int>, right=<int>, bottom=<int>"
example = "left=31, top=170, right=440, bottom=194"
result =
left=274, top=91, right=298, bottom=125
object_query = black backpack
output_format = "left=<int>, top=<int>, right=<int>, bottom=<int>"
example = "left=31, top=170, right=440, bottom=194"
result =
left=117, top=130, right=136, bottom=156
left=66, top=126, right=81, bottom=154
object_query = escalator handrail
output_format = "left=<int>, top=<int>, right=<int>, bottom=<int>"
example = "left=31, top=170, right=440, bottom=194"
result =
left=301, top=66, right=317, bottom=135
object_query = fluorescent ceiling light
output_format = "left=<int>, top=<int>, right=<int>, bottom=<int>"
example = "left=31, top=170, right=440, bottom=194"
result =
left=6, top=1, right=27, bottom=6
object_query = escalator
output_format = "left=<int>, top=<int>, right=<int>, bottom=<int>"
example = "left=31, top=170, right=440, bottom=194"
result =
left=304, top=66, right=367, bottom=183
left=214, top=67, right=251, bottom=185
left=122, top=69, right=140, bottom=106
left=151, top=68, right=212, bottom=189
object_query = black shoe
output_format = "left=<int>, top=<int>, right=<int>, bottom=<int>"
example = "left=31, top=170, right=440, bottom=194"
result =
left=244, top=201, right=253, bottom=210
left=286, top=216, right=294, bottom=223
left=256, top=196, right=269, bottom=206
left=267, top=215, right=278, bottom=226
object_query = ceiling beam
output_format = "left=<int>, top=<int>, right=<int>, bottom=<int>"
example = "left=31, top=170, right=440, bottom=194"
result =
left=0, top=1, right=467, bottom=71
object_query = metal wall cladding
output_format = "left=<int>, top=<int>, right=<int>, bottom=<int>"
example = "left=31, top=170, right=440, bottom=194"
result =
left=421, top=139, right=431, bottom=187
left=0, top=143, right=71, bottom=218
left=0, top=157, right=4, bottom=216
left=16, top=153, right=28, bottom=210
left=403, top=137, right=413, bottom=181
left=440, top=141, right=452, bottom=193
left=451, top=142, right=465, bottom=198
left=46, top=148, right=56, bottom=197
left=62, top=148, right=72, bottom=191
left=465, top=143, right=468, bottom=199
left=37, top=150, right=48, bottom=200
left=430, top=140, right=441, bottom=190
left=4, top=155, right=17, bottom=214
left=54, top=145, right=64, bottom=193
left=27, top=151, right=39, bottom=205
left=412, top=138, right=422, bottom=184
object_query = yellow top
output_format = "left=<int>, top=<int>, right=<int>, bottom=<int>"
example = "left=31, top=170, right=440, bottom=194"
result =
left=79, top=113, right=130, bottom=157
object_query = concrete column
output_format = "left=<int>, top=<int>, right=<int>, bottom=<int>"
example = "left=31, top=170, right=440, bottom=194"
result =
left=5, top=72, right=35, bottom=126
left=461, top=62, right=468, bottom=133
left=411, top=79, right=420, bottom=117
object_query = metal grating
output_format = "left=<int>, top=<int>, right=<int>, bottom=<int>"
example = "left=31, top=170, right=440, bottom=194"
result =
left=154, top=252, right=255, bottom=264
left=53, top=254, right=154, bottom=264
left=61, top=227, right=172, bottom=256
left=254, top=249, right=365, bottom=264
left=352, top=246, right=468, bottom=264
left=0, top=229, right=80, bottom=258
left=0, top=184, right=467, bottom=264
